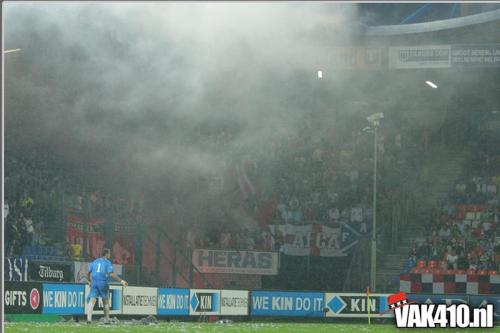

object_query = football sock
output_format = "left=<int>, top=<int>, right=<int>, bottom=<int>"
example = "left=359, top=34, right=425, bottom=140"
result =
left=104, top=303, right=110, bottom=321
left=86, top=299, right=95, bottom=322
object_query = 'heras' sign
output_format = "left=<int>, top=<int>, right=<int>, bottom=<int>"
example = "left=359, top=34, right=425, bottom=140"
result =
left=192, top=249, right=279, bottom=275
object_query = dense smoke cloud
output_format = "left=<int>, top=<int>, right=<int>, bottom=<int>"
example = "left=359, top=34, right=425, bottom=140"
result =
left=4, top=3, right=359, bottom=203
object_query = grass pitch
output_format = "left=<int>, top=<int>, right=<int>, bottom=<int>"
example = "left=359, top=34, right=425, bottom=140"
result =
left=4, top=322, right=500, bottom=333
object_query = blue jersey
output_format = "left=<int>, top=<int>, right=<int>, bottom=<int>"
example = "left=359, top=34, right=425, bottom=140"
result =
left=88, top=257, right=113, bottom=282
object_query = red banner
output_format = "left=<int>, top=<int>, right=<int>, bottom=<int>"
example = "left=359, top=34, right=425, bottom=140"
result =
left=66, top=215, right=106, bottom=260
left=142, top=230, right=157, bottom=268
left=88, top=232, right=106, bottom=259
left=112, top=233, right=134, bottom=265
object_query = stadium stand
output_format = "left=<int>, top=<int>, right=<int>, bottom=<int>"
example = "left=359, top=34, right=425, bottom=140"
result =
left=4, top=3, right=500, bottom=297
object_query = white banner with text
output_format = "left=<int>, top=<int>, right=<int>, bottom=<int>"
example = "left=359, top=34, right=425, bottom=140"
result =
left=192, top=249, right=279, bottom=275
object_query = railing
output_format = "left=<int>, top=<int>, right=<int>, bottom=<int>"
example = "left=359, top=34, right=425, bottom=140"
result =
left=156, top=227, right=213, bottom=289
left=144, top=226, right=213, bottom=289
left=343, top=236, right=370, bottom=292
left=143, top=231, right=192, bottom=288
left=379, top=189, right=415, bottom=252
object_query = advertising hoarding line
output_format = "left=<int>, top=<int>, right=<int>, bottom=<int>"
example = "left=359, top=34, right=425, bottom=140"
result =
left=157, top=288, right=190, bottom=316
left=4, top=281, right=43, bottom=314
left=7, top=281, right=500, bottom=320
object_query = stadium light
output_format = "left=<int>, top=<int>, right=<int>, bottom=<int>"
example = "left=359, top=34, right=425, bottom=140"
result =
left=366, top=112, right=384, bottom=293
left=3, top=48, right=22, bottom=54
left=425, top=80, right=438, bottom=89
left=317, top=70, right=323, bottom=79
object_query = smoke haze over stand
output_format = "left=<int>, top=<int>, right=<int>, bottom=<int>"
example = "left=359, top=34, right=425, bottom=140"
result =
left=6, top=3, right=498, bottom=234
left=4, top=3, right=361, bottom=223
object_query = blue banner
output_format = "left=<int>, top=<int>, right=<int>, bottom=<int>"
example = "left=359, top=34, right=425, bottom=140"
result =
left=43, top=283, right=86, bottom=314
left=112, top=288, right=121, bottom=310
left=469, top=296, right=500, bottom=320
left=379, top=295, right=390, bottom=316
left=251, top=291, right=324, bottom=317
left=157, top=288, right=190, bottom=316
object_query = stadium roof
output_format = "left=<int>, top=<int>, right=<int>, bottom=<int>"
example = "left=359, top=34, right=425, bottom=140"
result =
left=366, top=8, right=500, bottom=36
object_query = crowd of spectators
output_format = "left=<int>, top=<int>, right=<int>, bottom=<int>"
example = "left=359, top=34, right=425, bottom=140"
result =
left=4, top=117, right=461, bottom=267
left=404, top=173, right=500, bottom=273
left=4, top=197, right=48, bottom=257
left=6, top=106, right=428, bottom=263
left=4, top=154, right=145, bottom=261
left=67, top=190, right=145, bottom=221
left=185, top=227, right=274, bottom=252
left=64, top=190, right=145, bottom=263
left=4, top=154, right=67, bottom=257
left=187, top=115, right=421, bottom=252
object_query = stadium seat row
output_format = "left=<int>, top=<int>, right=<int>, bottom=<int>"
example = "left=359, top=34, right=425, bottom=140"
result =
left=22, top=246, right=58, bottom=256
left=411, top=266, right=498, bottom=275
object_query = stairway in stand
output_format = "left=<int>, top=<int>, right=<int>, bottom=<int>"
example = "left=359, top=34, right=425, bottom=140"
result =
left=376, top=223, right=422, bottom=293
left=375, top=147, right=467, bottom=292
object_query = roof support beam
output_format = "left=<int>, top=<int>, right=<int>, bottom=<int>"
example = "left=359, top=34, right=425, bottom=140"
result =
left=400, top=3, right=432, bottom=25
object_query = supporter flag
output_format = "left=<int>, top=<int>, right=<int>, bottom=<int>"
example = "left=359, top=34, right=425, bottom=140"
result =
left=66, top=215, right=105, bottom=260
left=236, top=158, right=257, bottom=199
left=269, top=223, right=358, bottom=257
left=112, top=230, right=135, bottom=265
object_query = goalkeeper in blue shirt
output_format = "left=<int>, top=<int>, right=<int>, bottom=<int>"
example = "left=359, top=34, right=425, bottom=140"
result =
left=86, top=248, right=127, bottom=324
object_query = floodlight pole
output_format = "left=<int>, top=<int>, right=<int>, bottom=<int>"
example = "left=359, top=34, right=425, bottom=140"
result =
left=370, top=123, right=378, bottom=292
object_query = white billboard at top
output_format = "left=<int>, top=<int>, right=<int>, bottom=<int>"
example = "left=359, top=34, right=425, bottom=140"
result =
left=389, top=45, right=451, bottom=69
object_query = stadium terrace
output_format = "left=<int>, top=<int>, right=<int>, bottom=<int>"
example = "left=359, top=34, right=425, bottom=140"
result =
left=3, top=2, right=500, bottom=329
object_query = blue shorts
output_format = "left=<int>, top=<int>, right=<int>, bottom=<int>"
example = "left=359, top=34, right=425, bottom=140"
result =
left=89, top=280, right=109, bottom=300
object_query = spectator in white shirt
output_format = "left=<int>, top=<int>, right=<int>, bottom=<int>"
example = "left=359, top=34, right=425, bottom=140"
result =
left=482, top=221, right=493, bottom=232
left=24, top=215, right=35, bottom=246
left=438, top=225, right=451, bottom=240
left=4, top=203, right=9, bottom=221
left=446, top=250, right=458, bottom=270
